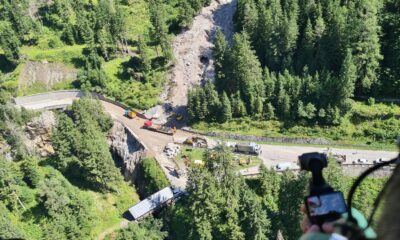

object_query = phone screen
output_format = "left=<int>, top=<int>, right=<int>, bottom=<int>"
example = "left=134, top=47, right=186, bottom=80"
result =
left=306, top=192, right=347, bottom=217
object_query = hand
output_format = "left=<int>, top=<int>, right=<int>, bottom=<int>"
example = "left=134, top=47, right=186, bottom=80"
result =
left=300, top=205, right=335, bottom=234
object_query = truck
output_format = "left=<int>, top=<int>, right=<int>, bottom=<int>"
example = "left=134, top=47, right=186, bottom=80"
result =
left=143, top=120, right=176, bottom=135
left=124, top=109, right=136, bottom=119
left=234, top=142, right=262, bottom=155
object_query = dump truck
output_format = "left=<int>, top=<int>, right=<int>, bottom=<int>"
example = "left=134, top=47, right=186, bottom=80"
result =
left=124, top=109, right=136, bottom=119
left=234, top=142, right=262, bottom=155
left=143, top=120, right=176, bottom=135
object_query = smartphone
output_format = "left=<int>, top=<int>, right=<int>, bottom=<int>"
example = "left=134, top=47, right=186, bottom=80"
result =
left=305, top=191, right=347, bottom=226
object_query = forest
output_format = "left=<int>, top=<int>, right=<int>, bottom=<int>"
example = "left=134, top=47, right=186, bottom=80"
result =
left=0, top=0, right=398, bottom=239
left=188, top=0, right=400, bottom=148
left=165, top=147, right=385, bottom=240
left=0, top=0, right=210, bottom=108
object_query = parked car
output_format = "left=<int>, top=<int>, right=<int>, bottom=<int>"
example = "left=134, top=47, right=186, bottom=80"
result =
left=352, top=158, right=369, bottom=164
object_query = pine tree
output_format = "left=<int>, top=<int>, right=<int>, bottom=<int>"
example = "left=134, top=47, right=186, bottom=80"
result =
left=336, top=49, right=356, bottom=109
left=204, top=82, right=221, bottom=121
left=178, top=0, right=195, bottom=28
left=278, top=171, right=308, bottom=240
left=148, top=0, right=171, bottom=60
left=138, top=36, right=151, bottom=72
left=213, top=30, right=228, bottom=92
left=347, top=0, right=382, bottom=93
left=264, top=102, right=275, bottom=120
left=296, top=18, right=315, bottom=72
left=187, top=168, right=221, bottom=240
left=0, top=21, right=20, bottom=65
left=239, top=186, right=270, bottom=240
left=253, top=96, right=263, bottom=118
left=227, top=32, right=264, bottom=113
left=219, top=92, right=232, bottom=123
left=380, top=0, right=400, bottom=96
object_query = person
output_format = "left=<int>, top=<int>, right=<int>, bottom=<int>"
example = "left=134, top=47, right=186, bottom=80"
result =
left=299, top=139, right=400, bottom=240
left=300, top=206, right=377, bottom=240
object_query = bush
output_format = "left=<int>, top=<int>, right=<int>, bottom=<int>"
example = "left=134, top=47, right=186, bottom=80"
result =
left=136, top=158, right=169, bottom=198
left=368, top=97, right=375, bottom=106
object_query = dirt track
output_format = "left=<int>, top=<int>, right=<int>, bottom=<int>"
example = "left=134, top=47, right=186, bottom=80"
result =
left=163, top=0, right=236, bottom=116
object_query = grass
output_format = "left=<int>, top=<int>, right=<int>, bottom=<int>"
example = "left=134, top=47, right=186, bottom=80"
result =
left=21, top=45, right=86, bottom=67
left=177, top=146, right=263, bottom=170
left=192, top=101, right=400, bottom=151
left=89, top=182, right=139, bottom=238
left=123, top=0, right=151, bottom=41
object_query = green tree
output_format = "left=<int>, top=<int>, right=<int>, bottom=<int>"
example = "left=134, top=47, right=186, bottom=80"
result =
left=336, top=49, right=356, bottom=110
left=114, top=217, right=167, bottom=240
left=138, top=36, right=151, bottom=72
left=219, top=92, right=232, bottom=123
left=38, top=170, right=94, bottom=239
left=0, top=21, right=20, bottom=65
left=347, top=0, right=382, bottom=93
left=227, top=33, right=264, bottom=112
left=0, top=203, right=25, bottom=240
left=137, top=158, right=169, bottom=197
left=239, top=186, right=270, bottom=240
left=187, top=168, right=221, bottom=240
left=213, top=30, right=228, bottom=92
left=178, top=0, right=195, bottom=28
left=278, top=171, right=308, bottom=240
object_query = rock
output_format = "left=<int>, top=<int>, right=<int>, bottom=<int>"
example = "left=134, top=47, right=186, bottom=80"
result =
left=0, top=141, right=12, bottom=161
left=108, top=122, right=146, bottom=182
left=19, top=61, right=77, bottom=91
left=25, top=111, right=56, bottom=157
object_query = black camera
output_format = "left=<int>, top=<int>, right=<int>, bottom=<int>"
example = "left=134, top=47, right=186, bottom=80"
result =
left=299, top=152, right=347, bottom=227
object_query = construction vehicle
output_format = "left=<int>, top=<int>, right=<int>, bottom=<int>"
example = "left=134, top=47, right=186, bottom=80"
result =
left=143, top=120, right=176, bottom=135
left=184, top=136, right=208, bottom=148
left=333, top=154, right=346, bottom=164
left=124, top=109, right=136, bottom=119
left=234, top=142, right=262, bottom=155
left=238, top=157, right=251, bottom=166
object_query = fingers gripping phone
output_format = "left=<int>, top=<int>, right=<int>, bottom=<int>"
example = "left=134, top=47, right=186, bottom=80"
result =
left=305, top=191, right=347, bottom=226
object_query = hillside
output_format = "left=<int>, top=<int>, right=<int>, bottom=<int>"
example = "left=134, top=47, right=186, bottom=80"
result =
left=0, top=0, right=210, bottom=109
left=1, top=0, right=399, bottom=240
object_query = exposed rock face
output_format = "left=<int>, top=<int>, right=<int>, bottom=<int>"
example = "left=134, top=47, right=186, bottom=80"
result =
left=25, top=111, right=56, bottom=157
left=0, top=141, right=12, bottom=161
left=19, top=61, right=77, bottom=90
left=108, top=122, right=147, bottom=182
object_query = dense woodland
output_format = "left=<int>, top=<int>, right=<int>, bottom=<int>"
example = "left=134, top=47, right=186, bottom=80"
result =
left=0, top=0, right=210, bottom=108
left=164, top=147, right=386, bottom=240
left=0, top=99, right=148, bottom=239
left=0, top=0, right=397, bottom=239
left=188, top=0, right=400, bottom=143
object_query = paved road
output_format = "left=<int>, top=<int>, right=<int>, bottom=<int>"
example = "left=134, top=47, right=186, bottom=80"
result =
left=101, top=101, right=191, bottom=188
left=14, top=94, right=398, bottom=183
left=259, top=145, right=398, bottom=168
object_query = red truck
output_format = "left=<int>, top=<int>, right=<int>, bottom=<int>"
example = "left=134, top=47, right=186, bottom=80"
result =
left=143, top=120, right=176, bottom=135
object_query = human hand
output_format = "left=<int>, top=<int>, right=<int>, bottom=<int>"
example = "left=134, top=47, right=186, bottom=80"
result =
left=300, top=205, right=335, bottom=234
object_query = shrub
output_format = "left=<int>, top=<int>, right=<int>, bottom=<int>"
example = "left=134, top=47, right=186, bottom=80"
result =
left=136, top=158, right=169, bottom=198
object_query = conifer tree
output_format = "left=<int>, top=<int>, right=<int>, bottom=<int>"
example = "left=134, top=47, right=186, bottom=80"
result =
left=138, top=36, right=151, bottom=72
left=336, top=49, right=356, bottom=109
left=213, top=30, right=228, bottom=92
left=0, top=21, right=20, bottom=65
left=228, top=32, right=264, bottom=112
left=347, top=0, right=382, bottom=93
left=220, top=92, right=232, bottom=123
